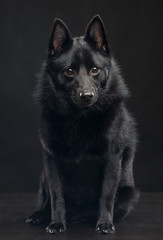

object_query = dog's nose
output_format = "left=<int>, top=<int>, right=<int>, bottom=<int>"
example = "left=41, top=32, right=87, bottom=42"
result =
left=74, top=88, right=98, bottom=107
left=79, top=91, right=95, bottom=101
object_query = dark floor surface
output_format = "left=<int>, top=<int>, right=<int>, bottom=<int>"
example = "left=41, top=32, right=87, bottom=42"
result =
left=0, top=193, right=163, bottom=240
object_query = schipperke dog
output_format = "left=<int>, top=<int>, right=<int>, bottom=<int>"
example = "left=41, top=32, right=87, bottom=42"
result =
left=26, top=15, right=140, bottom=234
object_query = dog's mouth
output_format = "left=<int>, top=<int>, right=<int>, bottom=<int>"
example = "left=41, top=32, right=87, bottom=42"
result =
left=71, top=95, right=98, bottom=109
left=79, top=100, right=97, bottom=108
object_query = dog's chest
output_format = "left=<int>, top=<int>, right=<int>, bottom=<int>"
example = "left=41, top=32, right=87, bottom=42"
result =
left=58, top=118, right=108, bottom=158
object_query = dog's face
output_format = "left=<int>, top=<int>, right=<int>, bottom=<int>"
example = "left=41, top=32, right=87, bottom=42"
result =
left=47, top=16, right=111, bottom=109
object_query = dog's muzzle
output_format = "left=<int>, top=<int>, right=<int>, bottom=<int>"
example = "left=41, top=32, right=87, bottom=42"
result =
left=72, top=88, right=98, bottom=108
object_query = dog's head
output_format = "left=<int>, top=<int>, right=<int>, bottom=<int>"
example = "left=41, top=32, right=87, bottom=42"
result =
left=46, top=15, right=112, bottom=110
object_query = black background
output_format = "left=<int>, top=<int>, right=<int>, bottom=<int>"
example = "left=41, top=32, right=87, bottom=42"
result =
left=0, top=0, right=163, bottom=192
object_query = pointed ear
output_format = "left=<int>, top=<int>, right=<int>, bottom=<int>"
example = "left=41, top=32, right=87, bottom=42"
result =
left=84, top=15, right=110, bottom=54
left=49, top=18, right=72, bottom=55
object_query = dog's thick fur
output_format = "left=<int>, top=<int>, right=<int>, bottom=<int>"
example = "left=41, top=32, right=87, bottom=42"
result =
left=26, top=15, right=140, bottom=234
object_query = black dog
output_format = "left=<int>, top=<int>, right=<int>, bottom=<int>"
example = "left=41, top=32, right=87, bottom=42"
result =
left=26, top=15, right=140, bottom=234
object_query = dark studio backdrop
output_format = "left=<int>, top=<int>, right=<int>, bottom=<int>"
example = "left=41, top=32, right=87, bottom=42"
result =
left=0, top=0, right=163, bottom=192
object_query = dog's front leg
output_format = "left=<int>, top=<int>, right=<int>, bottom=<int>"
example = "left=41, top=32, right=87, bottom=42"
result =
left=96, top=150, right=121, bottom=234
left=43, top=151, right=66, bottom=233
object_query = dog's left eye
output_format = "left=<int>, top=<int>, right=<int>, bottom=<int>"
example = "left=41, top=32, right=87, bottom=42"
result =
left=64, top=68, right=75, bottom=77
left=90, top=66, right=100, bottom=76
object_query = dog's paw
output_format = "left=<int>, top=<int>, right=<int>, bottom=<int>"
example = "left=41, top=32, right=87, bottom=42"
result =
left=46, top=222, right=66, bottom=233
left=96, top=223, right=115, bottom=234
left=26, top=210, right=50, bottom=225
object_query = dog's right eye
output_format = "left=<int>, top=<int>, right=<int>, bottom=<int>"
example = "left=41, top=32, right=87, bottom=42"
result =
left=90, top=66, right=100, bottom=76
left=64, top=68, right=75, bottom=77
